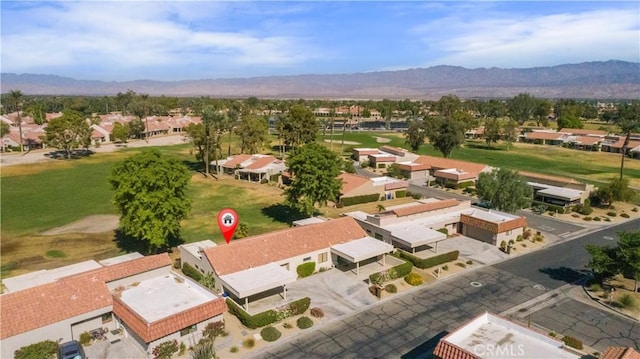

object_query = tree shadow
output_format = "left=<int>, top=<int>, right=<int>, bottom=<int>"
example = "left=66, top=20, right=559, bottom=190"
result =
left=261, top=203, right=309, bottom=225
left=113, top=229, right=184, bottom=255
left=464, top=142, right=504, bottom=151
left=44, top=149, right=95, bottom=160
left=539, top=266, right=587, bottom=284
left=401, top=331, right=449, bottom=359
left=181, top=159, right=203, bottom=173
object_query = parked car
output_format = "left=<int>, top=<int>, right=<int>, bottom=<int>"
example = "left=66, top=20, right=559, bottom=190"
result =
left=58, top=340, right=86, bottom=359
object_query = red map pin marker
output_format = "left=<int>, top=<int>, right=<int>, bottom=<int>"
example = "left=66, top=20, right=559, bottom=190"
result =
left=217, top=208, right=239, bottom=244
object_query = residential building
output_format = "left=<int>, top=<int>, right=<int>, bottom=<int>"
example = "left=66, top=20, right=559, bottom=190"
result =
left=433, top=312, right=580, bottom=359
left=519, top=171, right=594, bottom=207
left=413, top=155, right=492, bottom=187
left=600, top=347, right=640, bottom=359
left=214, top=154, right=286, bottom=182
left=339, top=172, right=408, bottom=201
left=0, top=253, right=227, bottom=357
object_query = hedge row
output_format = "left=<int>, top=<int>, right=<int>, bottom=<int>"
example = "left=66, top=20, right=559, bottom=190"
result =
left=182, top=262, right=203, bottom=282
left=395, top=250, right=459, bottom=269
left=226, top=297, right=310, bottom=329
left=369, top=259, right=413, bottom=286
left=395, top=190, right=407, bottom=198
left=296, top=262, right=316, bottom=278
left=340, top=193, right=380, bottom=207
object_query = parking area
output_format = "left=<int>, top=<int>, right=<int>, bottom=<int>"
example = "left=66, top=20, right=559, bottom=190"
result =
left=435, top=235, right=508, bottom=265
left=84, top=335, right=147, bottom=359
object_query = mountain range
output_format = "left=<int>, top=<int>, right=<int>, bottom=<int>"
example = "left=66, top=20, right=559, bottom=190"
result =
left=2, top=60, right=639, bottom=99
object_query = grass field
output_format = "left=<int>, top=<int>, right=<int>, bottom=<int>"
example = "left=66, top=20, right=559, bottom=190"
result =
left=1, top=130, right=638, bottom=277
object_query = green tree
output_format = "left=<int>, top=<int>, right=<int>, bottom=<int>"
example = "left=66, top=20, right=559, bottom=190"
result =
left=127, top=118, right=145, bottom=139
left=556, top=114, right=583, bottom=130
left=533, top=99, right=552, bottom=127
left=8, top=90, right=24, bottom=152
left=281, top=104, right=317, bottom=149
left=585, top=244, right=619, bottom=283
left=476, top=168, right=532, bottom=213
left=285, top=143, right=342, bottom=216
left=404, top=119, right=426, bottom=151
left=201, top=105, right=226, bottom=176
left=234, top=114, right=268, bottom=154
left=14, top=340, right=58, bottom=359
left=429, top=118, right=465, bottom=158
left=597, top=177, right=636, bottom=207
left=432, top=94, right=462, bottom=118
left=615, top=100, right=640, bottom=180
left=0, top=121, right=10, bottom=138
left=508, top=93, right=537, bottom=125
left=483, top=117, right=501, bottom=148
left=111, top=122, right=130, bottom=143
left=43, top=109, right=92, bottom=158
left=502, top=119, right=518, bottom=151
left=184, top=123, right=216, bottom=172
left=617, top=231, right=640, bottom=292
left=109, top=150, right=191, bottom=252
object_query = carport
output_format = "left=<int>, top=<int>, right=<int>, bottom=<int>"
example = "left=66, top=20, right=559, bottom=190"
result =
left=219, top=262, right=297, bottom=313
left=331, top=237, right=394, bottom=276
left=386, top=222, right=447, bottom=253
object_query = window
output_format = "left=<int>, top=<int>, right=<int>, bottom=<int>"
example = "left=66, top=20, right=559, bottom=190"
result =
left=318, top=252, right=328, bottom=263
left=101, top=313, right=112, bottom=324
left=303, top=257, right=311, bottom=262
left=180, top=324, right=197, bottom=336
left=374, top=233, right=383, bottom=240
left=366, top=229, right=372, bottom=235
left=281, top=263, right=289, bottom=270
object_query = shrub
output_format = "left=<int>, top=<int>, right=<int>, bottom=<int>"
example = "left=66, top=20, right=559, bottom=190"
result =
left=562, top=335, right=583, bottom=350
left=260, top=326, right=282, bottom=342
left=152, top=339, right=179, bottom=359
left=182, top=262, right=203, bottom=282
left=583, top=216, right=592, bottom=221
left=516, top=235, right=523, bottom=242
left=79, top=331, right=91, bottom=345
left=191, top=340, right=214, bottom=359
left=230, top=346, right=239, bottom=353
left=283, top=322, right=293, bottom=329
left=243, top=338, right=255, bottom=348
left=286, top=297, right=311, bottom=317
left=607, top=211, right=617, bottom=217
left=604, top=217, right=611, bottom=222
left=632, top=207, right=638, bottom=212
left=395, top=190, right=407, bottom=198
left=296, top=262, right=316, bottom=278
left=594, top=217, right=601, bottom=221
left=310, top=307, right=324, bottom=318
left=384, top=283, right=397, bottom=293
left=508, top=239, right=515, bottom=246
left=618, top=294, right=637, bottom=308
left=404, top=273, right=423, bottom=286
left=14, top=340, right=58, bottom=359
left=534, top=235, right=544, bottom=242
left=395, top=250, right=459, bottom=269
left=466, top=260, right=473, bottom=265
left=500, top=240, right=507, bottom=250
left=590, top=283, right=602, bottom=292
left=549, top=331, right=557, bottom=337
left=437, top=228, right=449, bottom=236
left=178, top=342, right=186, bottom=356
left=339, top=193, right=380, bottom=206
left=621, top=213, right=630, bottom=218
left=442, top=265, right=449, bottom=271
left=456, top=262, right=466, bottom=268
left=226, top=296, right=310, bottom=329
left=297, top=316, right=314, bottom=329
left=522, top=230, right=532, bottom=240
left=411, top=192, right=421, bottom=199
left=369, top=259, right=412, bottom=285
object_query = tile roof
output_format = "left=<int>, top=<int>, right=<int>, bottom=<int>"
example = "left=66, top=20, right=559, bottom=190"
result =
left=559, top=128, right=607, bottom=136
left=601, top=347, right=640, bottom=359
left=113, top=296, right=227, bottom=343
left=203, top=217, right=368, bottom=275
left=340, top=172, right=371, bottom=196
left=603, top=139, right=640, bottom=149
left=518, top=171, right=580, bottom=185
left=222, top=154, right=253, bottom=169
left=244, top=155, right=277, bottom=170
left=524, top=131, right=567, bottom=140
left=380, top=145, right=408, bottom=156
left=369, top=154, right=396, bottom=162
left=433, top=340, right=478, bottom=359
left=571, top=136, right=601, bottom=145
left=414, top=155, right=487, bottom=175
left=0, top=254, right=171, bottom=339
left=391, top=199, right=459, bottom=217
left=459, top=213, right=527, bottom=233
left=395, top=162, right=431, bottom=171
left=385, top=180, right=408, bottom=190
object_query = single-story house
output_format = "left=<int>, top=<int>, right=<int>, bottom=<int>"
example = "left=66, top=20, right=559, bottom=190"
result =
left=433, top=312, right=580, bottom=359
left=198, top=217, right=393, bottom=312
left=214, top=154, right=286, bottom=182
left=521, top=131, right=568, bottom=146
left=178, top=240, right=217, bottom=275
left=0, top=253, right=227, bottom=358
left=339, top=172, right=408, bottom=201
left=393, top=161, right=431, bottom=180
left=601, top=137, right=640, bottom=156
left=413, top=155, right=492, bottom=187
left=352, top=148, right=380, bottom=162
left=519, top=171, right=593, bottom=206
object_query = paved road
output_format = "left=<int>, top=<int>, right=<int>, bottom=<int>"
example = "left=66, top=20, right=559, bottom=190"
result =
left=253, top=219, right=640, bottom=358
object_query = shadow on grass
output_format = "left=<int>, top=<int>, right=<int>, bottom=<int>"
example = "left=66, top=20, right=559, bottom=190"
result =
left=539, top=266, right=586, bottom=284
left=261, top=203, right=309, bottom=225
left=113, top=229, right=184, bottom=255
left=464, top=142, right=504, bottom=151
left=44, top=149, right=95, bottom=160
left=401, top=330, right=448, bottom=359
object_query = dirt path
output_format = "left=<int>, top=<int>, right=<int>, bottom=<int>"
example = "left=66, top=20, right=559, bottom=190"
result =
left=40, top=215, right=119, bottom=235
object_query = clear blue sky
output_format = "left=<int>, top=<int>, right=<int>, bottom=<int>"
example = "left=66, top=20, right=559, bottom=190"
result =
left=1, top=1, right=638, bottom=81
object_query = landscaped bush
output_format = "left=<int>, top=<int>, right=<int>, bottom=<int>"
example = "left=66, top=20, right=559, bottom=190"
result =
left=583, top=216, right=592, bottom=221
left=152, top=339, right=179, bottom=359
left=562, top=335, right=583, bottom=350
left=283, top=322, right=293, bottom=329
left=466, top=260, right=473, bottom=265
left=618, top=294, right=637, bottom=308
left=80, top=331, right=91, bottom=345
left=226, top=297, right=310, bottom=329
left=442, top=265, right=449, bottom=271
left=395, top=190, right=407, bottom=198
left=339, top=193, right=380, bottom=207
left=594, top=217, right=601, bottom=221
left=310, top=307, right=324, bottom=318
left=260, top=326, right=282, bottom=342
left=296, top=262, right=316, bottom=278
left=607, top=211, right=617, bottom=217
left=604, top=217, right=611, bottom=222
left=230, top=346, right=239, bottom=353
left=575, top=203, right=593, bottom=215
left=178, top=342, right=186, bottom=356
left=632, top=207, right=638, bottom=212
left=621, top=213, right=630, bottom=218
left=516, top=235, right=524, bottom=242
left=14, top=340, right=58, bottom=359
left=369, top=258, right=412, bottom=285
left=297, top=316, right=314, bottom=329
left=243, top=338, right=255, bottom=348
left=522, top=230, right=532, bottom=240
left=589, top=283, right=602, bottom=292
left=182, top=262, right=203, bottom=282
left=384, top=283, right=397, bottom=293
left=545, top=204, right=566, bottom=214
left=395, top=250, right=459, bottom=269
left=404, top=273, right=423, bottom=286
left=456, top=262, right=466, bottom=268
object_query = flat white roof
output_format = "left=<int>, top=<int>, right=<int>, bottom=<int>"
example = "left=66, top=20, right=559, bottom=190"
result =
left=99, top=252, right=143, bottom=266
left=370, top=176, right=402, bottom=187
left=537, top=187, right=583, bottom=201
left=385, top=223, right=447, bottom=248
left=179, top=240, right=217, bottom=259
left=118, top=273, right=218, bottom=323
left=2, top=260, right=102, bottom=292
left=331, top=236, right=393, bottom=263
left=445, top=312, right=579, bottom=359
left=219, top=262, right=296, bottom=299
left=344, top=211, right=369, bottom=221
left=292, top=217, right=329, bottom=227
left=465, top=209, right=520, bottom=224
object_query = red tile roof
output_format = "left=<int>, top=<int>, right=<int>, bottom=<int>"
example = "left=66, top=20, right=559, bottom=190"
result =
left=601, top=347, right=640, bottom=359
left=113, top=295, right=227, bottom=343
left=518, top=171, right=580, bottom=185
left=0, top=254, right=171, bottom=339
left=369, top=154, right=396, bottom=162
left=524, top=132, right=566, bottom=140
left=560, top=128, right=607, bottom=136
left=340, top=172, right=371, bottom=196
left=392, top=199, right=459, bottom=217
left=203, top=217, right=368, bottom=275
left=380, top=145, right=407, bottom=156
left=385, top=180, right=408, bottom=190
left=244, top=156, right=277, bottom=170
left=433, top=340, right=478, bottom=359
left=414, top=155, right=487, bottom=175
left=572, top=136, right=601, bottom=145
left=222, top=154, right=253, bottom=169
left=395, top=162, right=430, bottom=171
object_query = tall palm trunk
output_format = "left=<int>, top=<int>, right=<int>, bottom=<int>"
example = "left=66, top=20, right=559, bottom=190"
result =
left=619, top=132, right=630, bottom=180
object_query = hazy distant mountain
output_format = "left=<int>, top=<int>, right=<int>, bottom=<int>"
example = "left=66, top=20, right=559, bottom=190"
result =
left=2, top=60, right=639, bottom=99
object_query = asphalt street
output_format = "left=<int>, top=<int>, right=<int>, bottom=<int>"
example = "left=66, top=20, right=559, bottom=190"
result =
left=253, top=219, right=640, bottom=359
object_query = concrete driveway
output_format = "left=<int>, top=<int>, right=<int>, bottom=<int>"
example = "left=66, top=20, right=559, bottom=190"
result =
left=436, top=235, right=508, bottom=265
left=286, top=269, right=377, bottom=320
left=84, top=336, right=147, bottom=359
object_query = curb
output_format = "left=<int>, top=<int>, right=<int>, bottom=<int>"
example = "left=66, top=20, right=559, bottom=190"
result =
left=580, top=281, right=639, bottom=322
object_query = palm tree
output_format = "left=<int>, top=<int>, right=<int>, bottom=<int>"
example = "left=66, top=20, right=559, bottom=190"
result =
left=616, top=101, right=640, bottom=180
left=376, top=204, right=386, bottom=213
left=140, top=93, right=149, bottom=141
left=8, top=90, right=24, bottom=152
